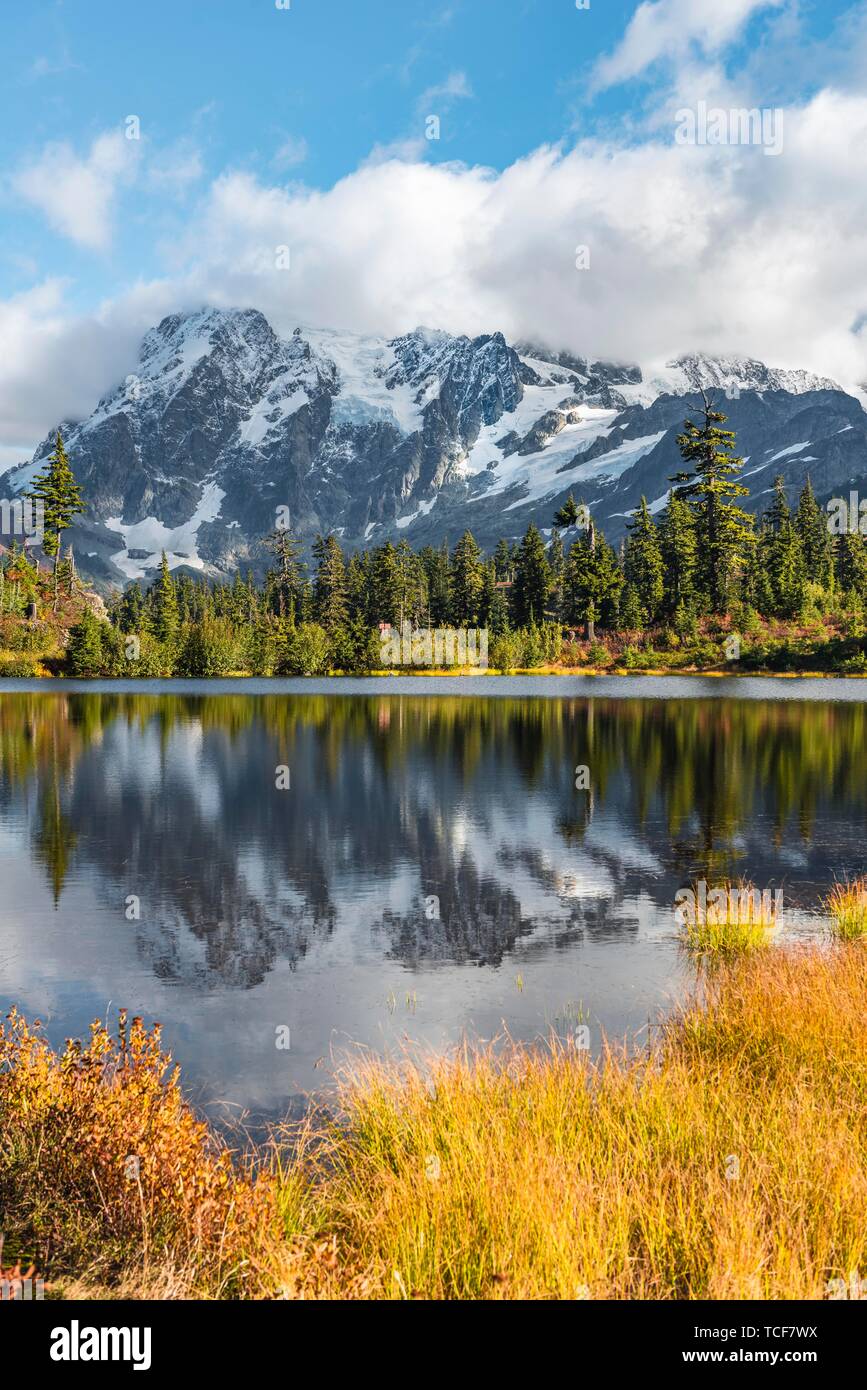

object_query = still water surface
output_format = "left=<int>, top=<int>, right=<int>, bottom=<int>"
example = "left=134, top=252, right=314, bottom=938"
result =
left=0, top=676, right=864, bottom=1123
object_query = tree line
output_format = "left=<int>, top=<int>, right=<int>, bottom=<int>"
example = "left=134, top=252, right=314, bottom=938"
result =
left=28, top=396, right=867, bottom=676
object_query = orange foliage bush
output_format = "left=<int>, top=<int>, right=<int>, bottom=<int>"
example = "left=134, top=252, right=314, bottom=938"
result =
left=0, top=1009, right=276, bottom=1296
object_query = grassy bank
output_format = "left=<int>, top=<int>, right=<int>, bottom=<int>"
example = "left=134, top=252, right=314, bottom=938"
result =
left=1, top=944, right=865, bottom=1300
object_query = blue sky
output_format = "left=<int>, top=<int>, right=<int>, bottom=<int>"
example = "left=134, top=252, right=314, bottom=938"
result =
left=1, top=0, right=866, bottom=464
left=0, top=0, right=851, bottom=302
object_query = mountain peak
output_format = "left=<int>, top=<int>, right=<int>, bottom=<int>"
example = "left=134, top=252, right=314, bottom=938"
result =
left=10, top=307, right=865, bottom=593
left=662, top=351, right=840, bottom=398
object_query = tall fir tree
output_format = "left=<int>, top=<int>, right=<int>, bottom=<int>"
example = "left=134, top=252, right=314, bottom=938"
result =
left=493, top=537, right=514, bottom=582
left=834, top=529, right=867, bottom=600
left=553, top=493, right=582, bottom=530
left=562, top=521, right=622, bottom=639
left=27, top=431, right=84, bottom=611
left=671, top=395, right=753, bottom=614
left=623, top=496, right=664, bottom=625
left=659, top=489, right=697, bottom=614
left=345, top=551, right=370, bottom=622
left=511, top=523, right=551, bottom=626
left=152, top=552, right=179, bottom=643
left=264, top=525, right=306, bottom=622
left=394, top=540, right=428, bottom=627
left=795, top=477, right=833, bottom=591
left=548, top=529, right=565, bottom=621
left=450, top=531, right=484, bottom=625
left=312, top=533, right=349, bottom=629
left=370, top=542, right=402, bottom=625
left=420, top=541, right=451, bottom=624
left=759, top=477, right=806, bottom=618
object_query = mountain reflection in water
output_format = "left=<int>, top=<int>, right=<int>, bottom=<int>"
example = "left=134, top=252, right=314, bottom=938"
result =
left=0, top=686, right=862, bottom=1116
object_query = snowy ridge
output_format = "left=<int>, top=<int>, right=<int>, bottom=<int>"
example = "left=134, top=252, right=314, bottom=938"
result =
left=7, top=307, right=866, bottom=590
left=620, top=352, right=841, bottom=407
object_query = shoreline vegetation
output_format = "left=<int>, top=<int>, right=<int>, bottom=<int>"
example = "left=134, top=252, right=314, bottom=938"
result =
left=6, top=400, right=867, bottom=681
left=1, top=940, right=864, bottom=1301
left=6, top=581, right=867, bottom=681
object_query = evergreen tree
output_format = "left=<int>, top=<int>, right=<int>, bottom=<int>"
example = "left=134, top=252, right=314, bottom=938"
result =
left=619, top=582, right=643, bottom=630
left=659, top=489, right=698, bottom=614
left=27, top=431, right=84, bottom=611
left=834, top=529, right=867, bottom=599
left=450, top=531, right=484, bottom=624
left=795, top=477, right=833, bottom=591
left=345, top=551, right=373, bottom=622
left=394, top=540, right=428, bottom=627
left=67, top=608, right=106, bottom=677
left=481, top=558, right=509, bottom=634
left=563, top=522, right=622, bottom=639
left=511, top=523, right=551, bottom=626
left=420, top=543, right=451, bottom=624
left=623, top=497, right=664, bottom=624
left=671, top=394, right=753, bottom=613
left=493, top=537, right=513, bottom=582
left=548, top=529, right=565, bottom=621
left=264, top=525, right=306, bottom=622
left=152, top=552, right=179, bottom=643
left=759, top=477, right=806, bottom=618
left=312, top=533, right=349, bottom=629
left=370, top=542, right=402, bottom=625
left=553, top=494, right=579, bottom=529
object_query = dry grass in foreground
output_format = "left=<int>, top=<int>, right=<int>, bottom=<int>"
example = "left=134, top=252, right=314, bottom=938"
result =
left=1, top=946, right=865, bottom=1300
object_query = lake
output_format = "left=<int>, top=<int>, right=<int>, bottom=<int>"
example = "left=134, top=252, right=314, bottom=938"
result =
left=0, top=676, right=864, bottom=1126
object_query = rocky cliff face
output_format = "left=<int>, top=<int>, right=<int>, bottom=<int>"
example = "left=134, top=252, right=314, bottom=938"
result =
left=7, top=306, right=866, bottom=589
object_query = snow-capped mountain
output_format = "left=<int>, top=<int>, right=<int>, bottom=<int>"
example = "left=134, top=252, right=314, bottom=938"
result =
left=7, top=307, right=867, bottom=589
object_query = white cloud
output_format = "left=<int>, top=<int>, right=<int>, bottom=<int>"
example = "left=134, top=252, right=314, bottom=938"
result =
left=273, top=136, right=309, bottom=171
left=593, top=0, right=785, bottom=90
left=157, top=89, right=867, bottom=394
left=12, top=131, right=136, bottom=250
left=0, top=278, right=176, bottom=471
left=417, top=69, right=473, bottom=112
left=146, top=139, right=204, bottom=195
left=4, top=71, right=867, bottom=466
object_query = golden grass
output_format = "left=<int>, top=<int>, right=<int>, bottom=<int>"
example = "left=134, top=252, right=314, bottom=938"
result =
left=824, top=878, right=867, bottom=941
left=1, top=945, right=865, bottom=1300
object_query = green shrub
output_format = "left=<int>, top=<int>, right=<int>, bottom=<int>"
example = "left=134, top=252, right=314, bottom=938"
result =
left=240, top=620, right=278, bottom=676
left=177, top=619, right=240, bottom=678
left=620, top=644, right=644, bottom=669
left=841, top=650, right=867, bottom=674
left=66, top=610, right=109, bottom=677
left=277, top=623, right=331, bottom=676
left=687, top=639, right=723, bottom=668
left=673, top=603, right=699, bottom=641
left=490, top=631, right=524, bottom=671
left=0, top=652, right=43, bottom=677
